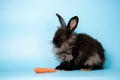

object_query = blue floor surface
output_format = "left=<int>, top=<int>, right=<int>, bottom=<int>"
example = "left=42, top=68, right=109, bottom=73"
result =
left=0, top=69, right=119, bottom=80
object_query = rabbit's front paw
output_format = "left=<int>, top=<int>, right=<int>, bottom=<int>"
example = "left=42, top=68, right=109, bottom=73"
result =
left=55, top=65, right=64, bottom=70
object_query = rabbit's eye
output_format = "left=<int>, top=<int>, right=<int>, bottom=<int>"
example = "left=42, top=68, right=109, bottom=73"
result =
left=53, top=38, right=62, bottom=48
left=61, top=34, right=66, bottom=39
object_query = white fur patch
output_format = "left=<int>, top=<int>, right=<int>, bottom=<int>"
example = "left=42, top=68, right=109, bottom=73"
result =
left=84, top=53, right=102, bottom=66
left=65, top=54, right=73, bottom=61
left=58, top=53, right=73, bottom=62
left=53, top=47, right=73, bottom=62
left=53, top=47, right=61, bottom=54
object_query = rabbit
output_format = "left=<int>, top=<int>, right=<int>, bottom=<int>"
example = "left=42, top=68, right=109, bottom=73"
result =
left=52, top=13, right=105, bottom=71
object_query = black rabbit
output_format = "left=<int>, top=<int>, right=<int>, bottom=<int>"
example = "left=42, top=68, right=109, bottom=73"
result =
left=52, top=13, right=105, bottom=71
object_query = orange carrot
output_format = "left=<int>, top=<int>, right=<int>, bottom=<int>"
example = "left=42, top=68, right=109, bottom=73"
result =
left=34, top=67, right=57, bottom=73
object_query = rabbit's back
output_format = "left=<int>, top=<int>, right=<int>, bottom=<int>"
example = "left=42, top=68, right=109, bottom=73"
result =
left=76, top=33, right=105, bottom=59
left=76, top=33, right=104, bottom=52
left=72, top=33, right=105, bottom=69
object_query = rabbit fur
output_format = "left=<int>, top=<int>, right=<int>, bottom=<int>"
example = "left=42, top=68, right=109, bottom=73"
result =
left=52, top=13, right=105, bottom=70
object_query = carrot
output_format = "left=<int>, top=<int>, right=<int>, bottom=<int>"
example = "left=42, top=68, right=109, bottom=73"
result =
left=34, top=67, right=57, bottom=73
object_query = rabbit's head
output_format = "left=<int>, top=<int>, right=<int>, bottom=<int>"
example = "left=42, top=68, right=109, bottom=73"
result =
left=53, top=14, right=79, bottom=48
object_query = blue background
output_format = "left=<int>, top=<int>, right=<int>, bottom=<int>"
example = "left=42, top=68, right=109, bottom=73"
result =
left=0, top=0, right=120, bottom=80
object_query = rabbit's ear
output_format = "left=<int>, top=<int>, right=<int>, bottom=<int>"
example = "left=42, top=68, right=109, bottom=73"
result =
left=67, top=16, right=79, bottom=31
left=56, top=13, right=66, bottom=27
